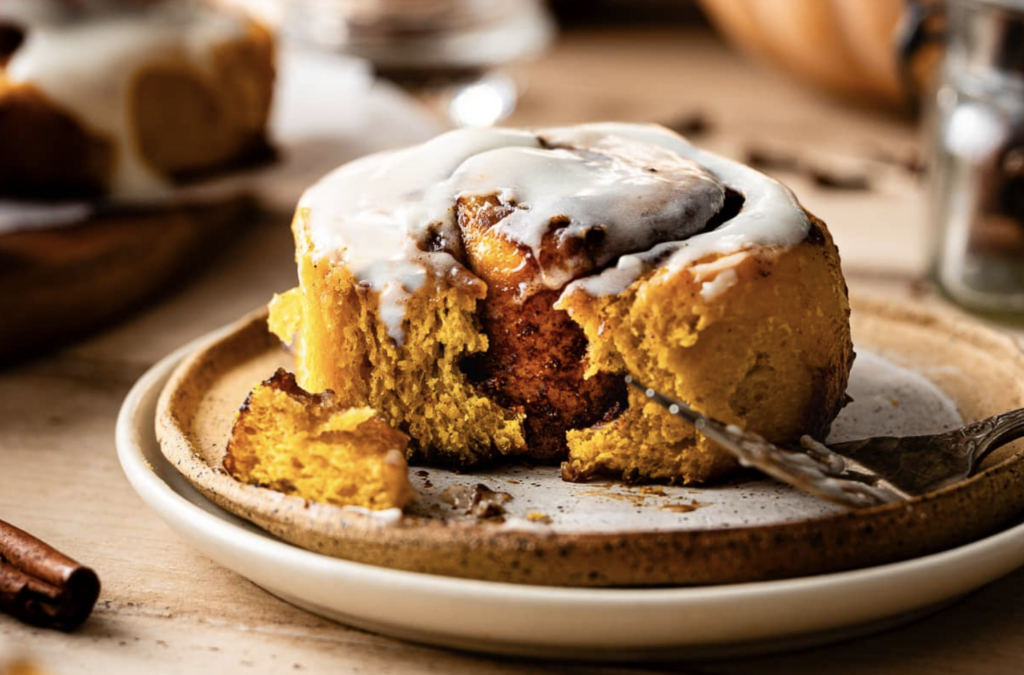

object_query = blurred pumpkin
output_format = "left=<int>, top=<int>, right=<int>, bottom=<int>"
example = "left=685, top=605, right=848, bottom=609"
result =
left=698, top=0, right=941, bottom=108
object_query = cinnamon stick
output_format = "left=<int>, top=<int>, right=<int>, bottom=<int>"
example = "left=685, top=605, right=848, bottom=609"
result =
left=0, top=519, right=100, bottom=631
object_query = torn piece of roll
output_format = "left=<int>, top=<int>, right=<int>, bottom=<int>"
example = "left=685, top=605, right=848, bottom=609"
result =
left=224, top=369, right=414, bottom=511
left=269, top=122, right=854, bottom=485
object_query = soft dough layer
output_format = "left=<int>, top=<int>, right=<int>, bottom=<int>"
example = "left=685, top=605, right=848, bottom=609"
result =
left=224, top=369, right=413, bottom=510
left=271, top=218, right=528, bottom=466
left=558, top=215, right=852, bottom=484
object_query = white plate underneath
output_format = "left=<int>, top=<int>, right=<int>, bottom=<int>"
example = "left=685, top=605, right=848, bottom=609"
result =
left=116, top=335, right=1024, bottom=661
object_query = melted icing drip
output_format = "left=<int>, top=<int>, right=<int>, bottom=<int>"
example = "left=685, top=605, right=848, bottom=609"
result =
left=548, top=124, right=811, bottom=298
left=1, top=0, right=246, bottom=199
left=300, top=122, right=810, bottom=343
left=450, top=138, right=724, bottom=290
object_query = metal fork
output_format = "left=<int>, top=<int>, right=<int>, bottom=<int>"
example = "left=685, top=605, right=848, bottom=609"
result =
left=625, top=376, right=1024, bottom=510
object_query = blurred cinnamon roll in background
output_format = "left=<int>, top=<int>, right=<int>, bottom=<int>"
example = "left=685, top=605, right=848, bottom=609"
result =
left=0, top=0, right=276, bottom=361
left=0, top=0, right=275, bottom=199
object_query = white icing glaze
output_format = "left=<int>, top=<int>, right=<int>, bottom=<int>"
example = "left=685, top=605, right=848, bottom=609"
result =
left=699, top=268, right=738, bottom=301
left=691, top=251, right=749, bottom=301
left=2, top=0, right=246, bottom=199
left=551, top=123, right=810, bottom=298
left=300, top=122, right=809, bottom=343
left=451, top=139, right=724, bottom=289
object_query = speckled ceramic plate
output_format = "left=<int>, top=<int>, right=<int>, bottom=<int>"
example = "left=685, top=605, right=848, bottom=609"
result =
left=116, top=298, right=1024, bottom=660
left=147, top=296, right=1024, bottom=589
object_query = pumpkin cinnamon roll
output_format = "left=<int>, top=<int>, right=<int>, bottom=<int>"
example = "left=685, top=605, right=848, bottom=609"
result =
left=270, top=122, right=854, bottom=485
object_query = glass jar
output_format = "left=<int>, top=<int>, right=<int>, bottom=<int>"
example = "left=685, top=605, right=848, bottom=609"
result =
left=931, top=0, right=1024, bottom=313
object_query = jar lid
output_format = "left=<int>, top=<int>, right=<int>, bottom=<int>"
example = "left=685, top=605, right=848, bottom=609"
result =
left=951, top=0, right=1024, bottom=82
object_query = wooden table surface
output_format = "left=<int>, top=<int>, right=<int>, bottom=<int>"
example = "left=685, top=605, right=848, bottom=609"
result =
left=3, top=27, right=1024, bottom=674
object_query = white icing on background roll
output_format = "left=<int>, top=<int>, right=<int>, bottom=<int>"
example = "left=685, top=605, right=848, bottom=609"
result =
left=299, top=122, right=811, bottom=343
left=1, top=0, right=247, bottom=200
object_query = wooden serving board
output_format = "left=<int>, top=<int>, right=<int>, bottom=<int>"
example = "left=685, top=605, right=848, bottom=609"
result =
left=154, top=296, right=1024, bottom=587
left=0, top=198, right=256, bottom=363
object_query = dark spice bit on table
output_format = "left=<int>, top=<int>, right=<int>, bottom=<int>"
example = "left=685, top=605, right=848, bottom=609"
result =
left=0, top=519, right=100, bottom=631
left=662, top=112, right=712, bottom=138
left=744, top=146, right=801, bottom=173
left=869, top=147, right=926, bottom=175
left=808, top=168, right=871, bottom=191
left=744, top=145, right=873, bottom=192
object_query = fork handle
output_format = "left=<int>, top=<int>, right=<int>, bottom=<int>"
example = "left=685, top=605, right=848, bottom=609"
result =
left=966, top=408, right=1024, bottom=470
